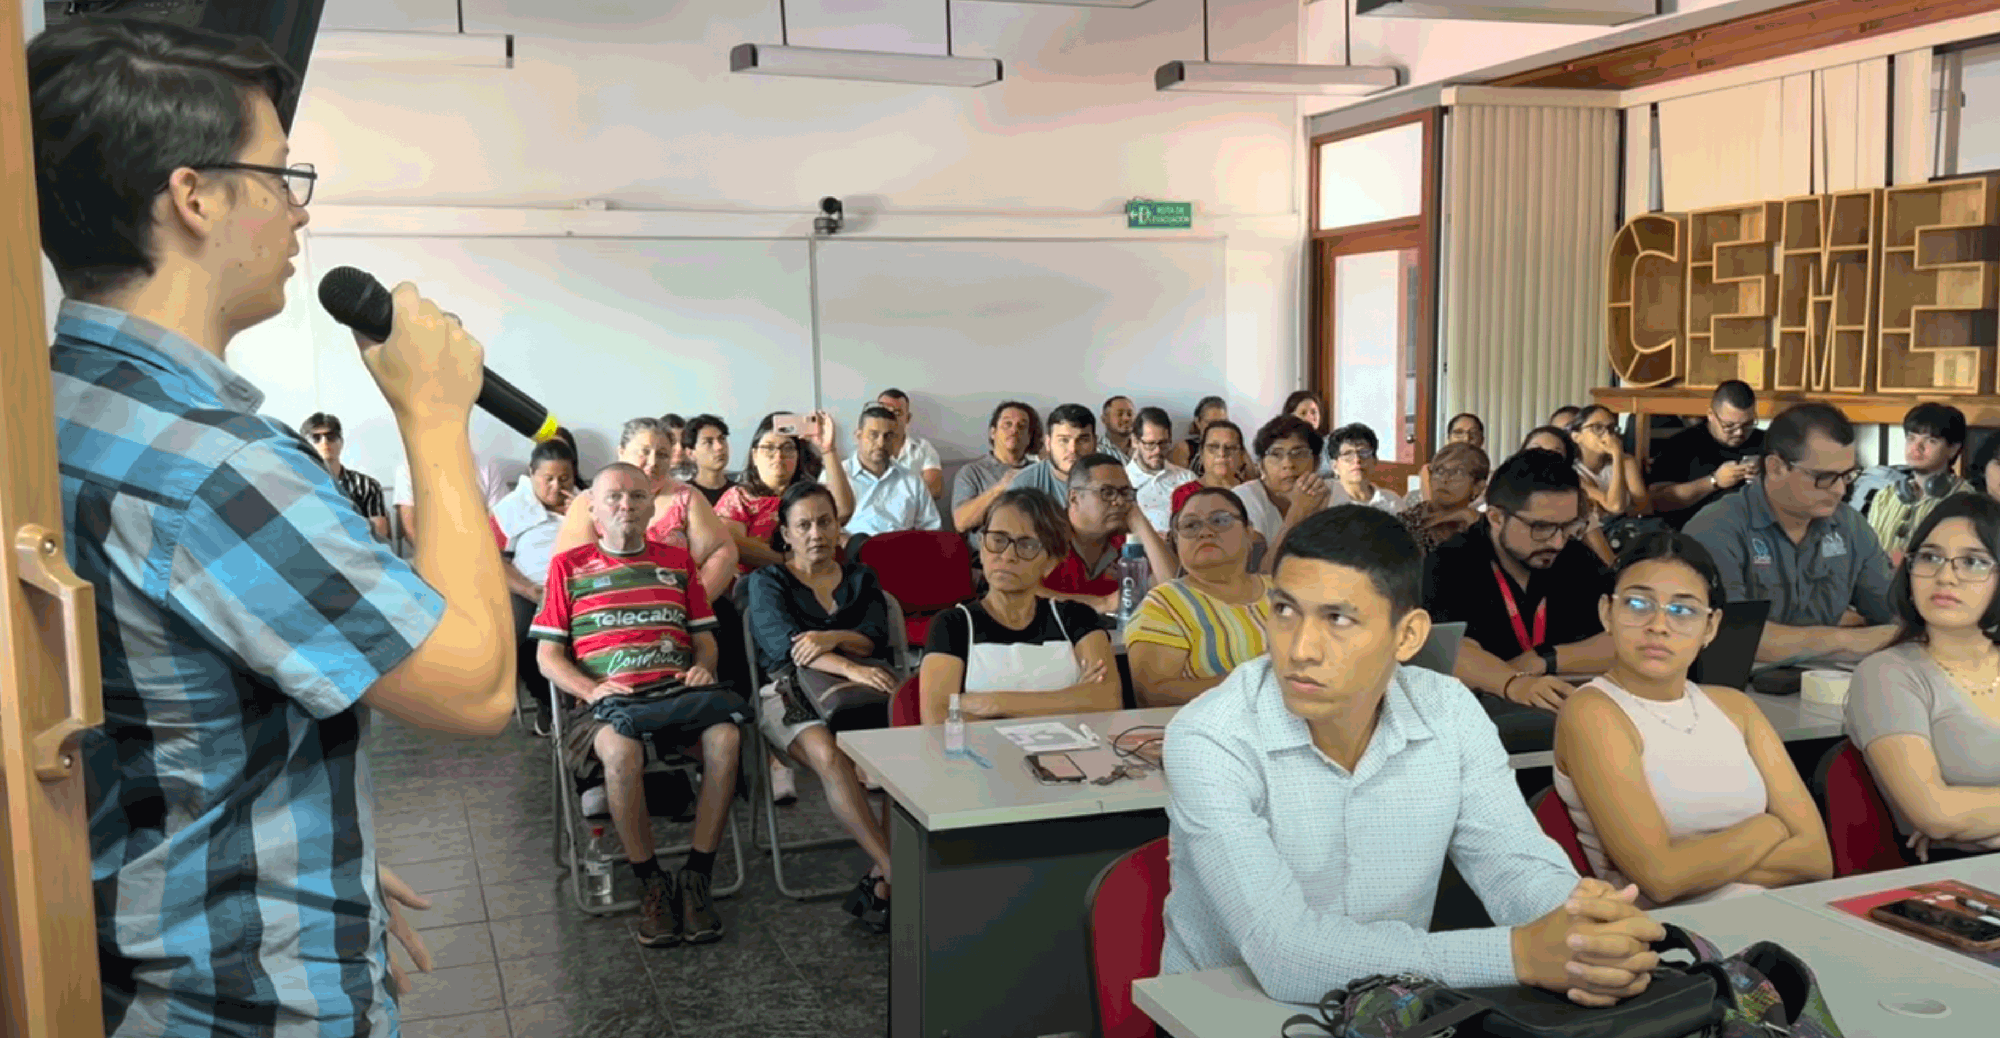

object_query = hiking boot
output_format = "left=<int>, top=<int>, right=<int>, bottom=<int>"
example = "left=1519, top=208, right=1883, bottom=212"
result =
left=678, top=869, right=724, bottom=944
left=635, top=871, right=680, bottom=948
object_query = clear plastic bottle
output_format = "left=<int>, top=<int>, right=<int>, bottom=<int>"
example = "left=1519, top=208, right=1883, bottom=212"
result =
left=944, top=693, right=966, bottom=755
left=581, top=825, right=614, bottom=905
left=1115, top=541, right=1152, bottom=628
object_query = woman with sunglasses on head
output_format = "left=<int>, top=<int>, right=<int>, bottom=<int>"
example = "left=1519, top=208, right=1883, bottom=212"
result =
left=1126, top=488, right=1271, bottom=707
left=715, top=410, right=855, bottom=574
left=919, top=489, right=1120, bottom=724
left=1554, top=532, right=1831, bottom=907
left=1847, top=494, right=2000, bottom=863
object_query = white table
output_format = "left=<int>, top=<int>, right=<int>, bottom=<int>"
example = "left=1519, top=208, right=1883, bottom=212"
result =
left=839, top=707, right=1175, bottom=1038
left=1504, top=691, right=1845, bottom=770
left=1135, top=864, right=2000, bottom=1038
left=1763, top=854, right=2000, bottom=981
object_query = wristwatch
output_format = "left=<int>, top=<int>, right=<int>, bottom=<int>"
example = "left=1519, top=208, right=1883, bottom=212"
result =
left=1537, top=645, right=1560, bottom=674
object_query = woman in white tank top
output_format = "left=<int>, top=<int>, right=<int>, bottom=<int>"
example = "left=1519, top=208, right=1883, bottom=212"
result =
left=1553, top=531, right=1831, bottom=907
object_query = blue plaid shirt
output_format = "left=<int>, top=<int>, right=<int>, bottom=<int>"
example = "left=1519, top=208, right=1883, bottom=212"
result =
left=51, top=301, right=445, bottom=1038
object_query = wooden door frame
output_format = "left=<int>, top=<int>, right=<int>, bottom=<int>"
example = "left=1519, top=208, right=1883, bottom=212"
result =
left=1307, top=108, right=1441, bottom=483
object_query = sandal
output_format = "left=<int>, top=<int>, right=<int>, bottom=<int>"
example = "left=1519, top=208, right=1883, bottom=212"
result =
left=842, top=870, right=890, bottom=934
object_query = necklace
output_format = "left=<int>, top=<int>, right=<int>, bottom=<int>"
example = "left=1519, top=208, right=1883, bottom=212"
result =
left=1615, top=680, right=1701, bottom=735
left=1927, top=644, right=2000, bottom=696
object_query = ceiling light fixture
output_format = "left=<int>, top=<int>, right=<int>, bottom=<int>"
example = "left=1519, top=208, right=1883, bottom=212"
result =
left=1157, top=0, right=1401, bottom=97
left=731, top=0, right=1001, bottom=88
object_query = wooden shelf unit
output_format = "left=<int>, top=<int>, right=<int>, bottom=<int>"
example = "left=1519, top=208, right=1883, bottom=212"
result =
left=1590, top=385, right=2000, bottom=461
left=1607, top=213, right=1687, bottom=387
left=1876, top=177, right=2000, bottom=395
left=1775, top=190, right=1878, bottom=394
left=1684, top=201, right=1781, bottom=390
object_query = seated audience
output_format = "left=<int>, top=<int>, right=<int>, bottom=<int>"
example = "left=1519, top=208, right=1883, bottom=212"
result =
left=843, top=406, right=942, bottom=537
left=1550, top=405, right=1582, bottom=430
left=1325, top=422, right=1404, bottom=514
left=1010, top=403, right=1103, bottom=502
left=1402, top=442, right=1490, bottom=553
left=494, top=438, right=580, bottom=730
left=1522, top=425, right=1615, bottom=565
left=951, top=400, right=1041, bottom=533
left=1127, top=406, right=1196, bottom=532
left=684, top=414, right=735, bottom=507
left=1847, top=494, right=2000, bottom=863
left=1646, top=380, right=1763, bottom=531
left=1685, top=403, right=1893, bottom=667
left=1554, top=532, right=1831, bottom=907
left=301, top=411, right=389, bottom=541
left=1424, top=450, right=1613, bottom=713
left=1100, top=394, right=1137, bottom=461
left=1235, top=415, right=1329, bottom=564
left=1171, top=419, right=1249, bottom=516
left=1171, top=394, right=1231, bottom=473
left=744, top=482, right=899, bottom=928
left=1570, top=405, right=1649, bottom=519
left=554, top=417, right=739, bottom=603
left=1447, top=411, right=1486, bottom=449
left=1161, top=506, right=1664, bottom=1003
left=876, top=388, right=944, bottom=499
left=1283, top=389, right=1327, bottom=438
left=1974, top=432, right=2000, bottom=504
left=1865, top=403, right=1969, bottom=563
left=659, top=412, right=693, bottom=480
left=532, top=463, right=744, bottom=947
left=717, top=411, right=856, bottom=573
left=1042, top=454, right=1176, bottom=612
left=920, top=489, right=1120, bottom=723
left=1127, top=488, right=1269, bottom=707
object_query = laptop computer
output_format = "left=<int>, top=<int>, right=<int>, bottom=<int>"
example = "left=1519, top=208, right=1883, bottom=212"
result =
left=1688, top=599, right=1771, bottom=691
left=1408, top=622, right=1467, bottom=676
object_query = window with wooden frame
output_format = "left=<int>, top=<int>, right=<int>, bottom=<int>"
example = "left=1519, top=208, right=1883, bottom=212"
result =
left=1309, top=110, right=1440, bottom=489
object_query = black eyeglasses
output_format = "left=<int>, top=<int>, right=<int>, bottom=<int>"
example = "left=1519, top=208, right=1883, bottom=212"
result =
left=1910, top=549, right=1998, bottom=583
left=1173, top=511, right=1244, bottom=539
left=1079, top=485, right=1138, bottom=506
left=1783, top=459, right=1862, bottom=490
left=1500, top=510, right=1588, bottom=543
left=185, top=162, right=317, bottom=207
left=980, top=531, right=1045, bottom=560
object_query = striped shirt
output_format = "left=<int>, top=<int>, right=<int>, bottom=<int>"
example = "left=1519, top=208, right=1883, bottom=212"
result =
left=1123, top=578, right=1271, bottom=679
left=51, top=300, right=445, bottom=1038
left=331, top=465, right=387, bottom=520
left=1864, top=476, right=1968, bottom=556
left=530, top=541, right=717, bottom=691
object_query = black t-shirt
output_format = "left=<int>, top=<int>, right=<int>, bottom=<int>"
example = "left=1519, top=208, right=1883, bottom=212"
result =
left=925, top=598, right=1102, bottom=658
left=1422, top=528, right=1610, bottom=661
left=1648, top=424, right=1766, bottom=530
left=693, top=479, right=734, bottom=508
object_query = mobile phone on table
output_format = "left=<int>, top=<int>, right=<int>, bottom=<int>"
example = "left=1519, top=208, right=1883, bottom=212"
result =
left=769, top=412, right=806, bottom=436
left=1870, top=898, right=2000, bottom=950
left=1026, top=751, right=1085, bottom=784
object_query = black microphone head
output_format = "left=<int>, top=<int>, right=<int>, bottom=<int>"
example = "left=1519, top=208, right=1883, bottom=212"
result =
left=318, top=266, right=394, bottom=344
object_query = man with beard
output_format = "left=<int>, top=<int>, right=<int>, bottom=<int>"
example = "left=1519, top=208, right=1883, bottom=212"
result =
left=1647, top=380, right=1765, bottom=530
left=1423, top=450, right=1614, bottom=715
left=843, top=405, right=941, bottom=536
left=1127, top=406, right=1196, bottom=532
left=1042, top=454, right=1177, bottom=613
left=952, top=399, right=1041, bottom=533
left=1100, top=394, right=1137, bottom=461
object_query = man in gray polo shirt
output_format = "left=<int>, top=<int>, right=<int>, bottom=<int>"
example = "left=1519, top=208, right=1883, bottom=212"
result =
left=1685, top=402, right=1895, bottom=668
left=1011, top=403, right=1104, bottom=507
left=951, top=399, right=1041, bottom=533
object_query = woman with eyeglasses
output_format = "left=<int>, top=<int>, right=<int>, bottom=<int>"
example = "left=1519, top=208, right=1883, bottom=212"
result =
left=1846, top=494, right=2000, bottom=863
left=1553, top=532, right=1831, bottom=907
left=553, top=416, right=740, bottom=604
left=715, top=410, right=856, bottom=574
left=1125, top=489, right=1270, bottom=707
left=919, top=489, right=1120, bottom=724
left=1234, top=415, right=1330, bottom=569
left=1402, top=442, right=1490, bottom=553
left=1171, top=420, right=1251, bottom=515
left=1172, top=396, right=1232, bottom=475
left=1569, top=405, right=1650, bottom=520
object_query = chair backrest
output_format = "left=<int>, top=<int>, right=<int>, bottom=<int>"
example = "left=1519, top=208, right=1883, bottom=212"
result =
left=1529, top=787, right=1595, bottom=879
left=1085, top=836, right=1171, bottom=1038
left=858, top=531, right=976, bottom=648
left=890, top=673, right=923, bottom=728
left=1812, top=739, right=1906, bottom=877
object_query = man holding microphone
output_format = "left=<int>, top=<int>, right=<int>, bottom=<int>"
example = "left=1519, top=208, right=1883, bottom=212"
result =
left=31, top=17, right=513, bottom=1038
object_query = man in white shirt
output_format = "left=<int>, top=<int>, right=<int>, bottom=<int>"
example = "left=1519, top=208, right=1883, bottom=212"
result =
left=1162, top=505, right=1664, bottom=1004
left=844, top=405, right=943, bottom=537
left=1325, top=422, right=1405, bottom=514
left=876, top=388, right=944, bottom=499
left=492, top=438, right=578, bottom=733
left=1125, top=406, right=1194, bottom=532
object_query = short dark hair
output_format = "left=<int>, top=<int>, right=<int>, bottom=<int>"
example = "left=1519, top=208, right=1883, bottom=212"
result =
left=1192, top=395, right=1228, bottom=434
left=1066, top=453, right=1127, bottom=492
left=1519, top=425, right=1580, bottom=467
left=1904, top=402, right=1968, bottom=448
left=1201, top=419, right=1244, bottom=451
left=1765, top=403, right=1854, bottom=464
left=1446, top=412, right=1484, bottom=436
left=1328, top=423, right=1379, bottom=458
left=1173, top=485, right=1250, bottom=523
left=987, top=487, right=1071, bottom=560
left=1048, top=403, right=1097, bottom=434
left=659, top=413, right=686, bottom=433
left=877, top=387, right=909, bottom=404
left=1613, top=531, right=1728, bottom=610
left=1889, top=493, right=2000, bottom=649
left=682, top=413, right=729, bottom=449
left=1135, top=406, right=1174, bottom=439
left=1711, top=380, right=1756, bottom=412
left=1272, top=505, right=1421, bottom=619
left=743, top=412, right=808, bottom=497
left=1282, top=390, right=1327, bottom=432
left=300, top=412, right=341, bottom=438
left=1973, top=433, right=2000, bottom=492
left=989, top=400, right=1044, bottom=455
left=1486, top=448, right=1584, bottom=516
left=858, top=405, right=900, bottom=427
left=530, top=438, right=577, bottom=471
left=769, top=480, right=838, bottom=556
left=29, top=18, right=301, bottom=299
left=1254, top=415, right=1325, bottom=461
left=1102, top=395, right=1133, bottom=412
left=1550, top=406, right=1581, bottom=424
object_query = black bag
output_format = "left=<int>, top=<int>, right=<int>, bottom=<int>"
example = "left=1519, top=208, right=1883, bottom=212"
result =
left=771, top=664, right=893, bottom=732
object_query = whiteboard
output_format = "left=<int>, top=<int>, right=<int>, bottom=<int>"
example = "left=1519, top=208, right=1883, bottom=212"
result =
left=814, top=239, right=1227, bottom=464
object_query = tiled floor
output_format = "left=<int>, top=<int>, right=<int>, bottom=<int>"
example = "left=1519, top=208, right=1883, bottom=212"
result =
left=371, top=712, right=890, bottom=1038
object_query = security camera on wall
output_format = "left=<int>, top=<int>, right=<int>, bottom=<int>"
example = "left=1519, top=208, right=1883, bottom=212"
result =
left=814, top=197, right=844, bottom=236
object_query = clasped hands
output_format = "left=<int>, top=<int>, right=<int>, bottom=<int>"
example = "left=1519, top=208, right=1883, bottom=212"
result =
left=1514, top=878, right=1664, bottom=1007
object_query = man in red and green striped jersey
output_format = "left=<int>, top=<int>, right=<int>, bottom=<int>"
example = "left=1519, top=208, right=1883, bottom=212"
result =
left=533, top=462, right=743, bottom=947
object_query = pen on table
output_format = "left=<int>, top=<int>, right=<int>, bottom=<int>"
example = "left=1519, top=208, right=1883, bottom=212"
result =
left=1943, top=895, right=2000, bottom=926
left=1078, top=723, right=1101, bottom=747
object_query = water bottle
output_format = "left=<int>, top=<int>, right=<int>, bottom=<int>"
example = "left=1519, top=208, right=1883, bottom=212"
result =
left=581, top=825, right=614, bottom=905
left=1115, top=541, right=1152, bottom=628
left=944, top=693, right=966, bottom=755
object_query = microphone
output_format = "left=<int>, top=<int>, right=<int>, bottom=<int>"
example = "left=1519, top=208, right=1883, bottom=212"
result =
left=317, top=266, right=561, bottom=443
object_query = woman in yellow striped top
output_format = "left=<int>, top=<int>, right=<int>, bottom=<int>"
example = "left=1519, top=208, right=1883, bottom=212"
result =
left=1126, top=487, right=1272, bottom=706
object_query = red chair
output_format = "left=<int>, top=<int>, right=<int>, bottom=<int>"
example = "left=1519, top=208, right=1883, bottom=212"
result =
left=890, top=673, right=923, bottom=728
left=1529, top=787, right=1595, bottom=878
left=858, top=531, right=975, bottom=657
left=1812, top=740, right=1906, bottom=877
left=1085, top=837, right=1171, bottom=1038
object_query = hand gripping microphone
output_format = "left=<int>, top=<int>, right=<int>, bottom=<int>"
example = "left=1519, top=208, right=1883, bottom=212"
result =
left=317, top=266, right=561, bottom=443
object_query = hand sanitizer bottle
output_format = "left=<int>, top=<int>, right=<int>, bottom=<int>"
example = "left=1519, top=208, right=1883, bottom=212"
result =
left=945, top=693, right=966, bottom=754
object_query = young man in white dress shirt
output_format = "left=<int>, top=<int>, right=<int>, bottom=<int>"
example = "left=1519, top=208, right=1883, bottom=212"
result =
left=1126, top=406, right=1195, bottom=533
left=1161, top=505, right=1665, bottom=1005
left=843, top=405, right=943, bottom=537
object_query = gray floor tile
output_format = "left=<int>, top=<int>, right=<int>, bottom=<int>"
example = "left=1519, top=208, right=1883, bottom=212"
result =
left=508, top=997, right=673, bottom=1038
left=393, top=856, right=483, bottom=895
left=488, top=910, right=635, bottom=962
left=410, top=886, right=488, bottom=930
left=483, top=875, right=571, bottom=921
left=663, top=979, right=827, bottom=1037
left=477, top=848, right=560, bottom=887
left=397, top=962, right=506, bottom=1021
left=382, top=827, right=478, bottom=866
left=396, top=1009, right=511, bottom=1038
left=498, top=949, right=659, bottom=1010
left=407, top=921, right=497, bottom=971
left=376, top=805, right=470, bottom=839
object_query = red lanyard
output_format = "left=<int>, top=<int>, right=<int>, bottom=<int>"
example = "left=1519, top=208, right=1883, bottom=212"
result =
left=1491, top=562, right=1546, bottom=655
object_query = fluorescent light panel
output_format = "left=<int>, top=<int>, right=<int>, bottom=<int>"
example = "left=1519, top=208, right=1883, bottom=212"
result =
left=1156, top=60, right=1401, bottom=96
left=1354, top=0, right=1656, bottom=27
left=313, top=30, right=514, bottom=68
left=988, top=1, right=1155, bottom=7
left=730, top=43, right=1001, bottom=87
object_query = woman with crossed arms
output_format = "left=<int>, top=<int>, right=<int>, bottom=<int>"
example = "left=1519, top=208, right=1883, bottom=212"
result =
left=1127, top=487, right=1269, bottom=707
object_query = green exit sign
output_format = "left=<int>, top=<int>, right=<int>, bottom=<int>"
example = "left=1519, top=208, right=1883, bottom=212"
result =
left=1127, top=199, right=1193, bottom=229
